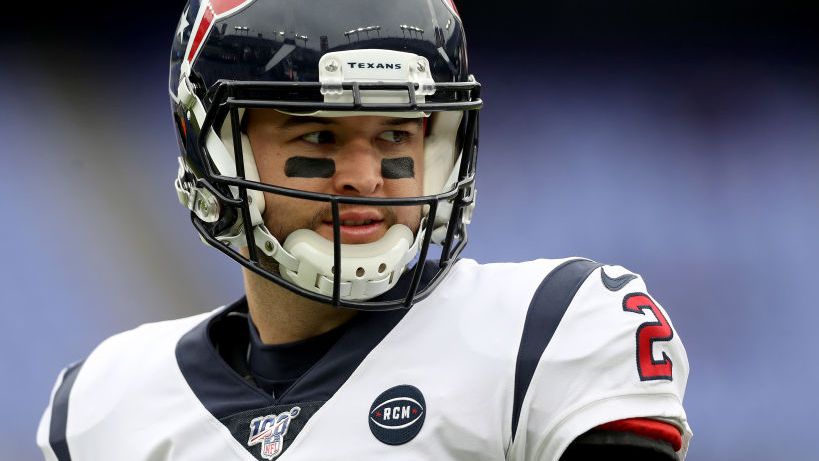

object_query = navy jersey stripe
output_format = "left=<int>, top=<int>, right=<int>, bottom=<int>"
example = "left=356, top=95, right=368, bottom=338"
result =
left=49, top=360, right=85, bottom=461
left=511, top=259, right=602, bottom=440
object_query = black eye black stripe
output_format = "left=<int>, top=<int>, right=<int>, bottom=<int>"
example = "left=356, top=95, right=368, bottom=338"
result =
left=381, top=157, right=414, bottom=179
left=283, top=156, right=415, bottom=179
left=285, top=157, right=336, bottom=178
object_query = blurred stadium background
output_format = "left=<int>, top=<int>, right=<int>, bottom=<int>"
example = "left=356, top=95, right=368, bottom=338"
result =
left=2, top=1, right=817, bottom=459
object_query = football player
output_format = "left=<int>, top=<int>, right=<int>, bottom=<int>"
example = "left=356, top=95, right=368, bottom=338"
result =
left=38, top=1, right=691, bottom=460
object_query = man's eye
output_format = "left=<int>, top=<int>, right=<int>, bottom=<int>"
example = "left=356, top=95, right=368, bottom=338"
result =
left=378, top=130, right=410, bottom=143
left=301, top=131, right=335, bottom=144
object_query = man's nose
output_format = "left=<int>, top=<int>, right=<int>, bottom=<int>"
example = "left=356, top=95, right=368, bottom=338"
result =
left=332, top=139, right=384, bottom=195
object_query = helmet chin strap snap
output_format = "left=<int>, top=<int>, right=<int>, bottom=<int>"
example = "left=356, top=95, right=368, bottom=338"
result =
left=279, top=222, right=424, bottom=301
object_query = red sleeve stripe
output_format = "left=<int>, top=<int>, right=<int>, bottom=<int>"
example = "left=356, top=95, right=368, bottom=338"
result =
left=595, top=418, right=682, bottom=452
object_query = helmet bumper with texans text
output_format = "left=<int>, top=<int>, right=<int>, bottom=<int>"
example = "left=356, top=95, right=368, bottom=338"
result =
left=169, top=0, right=481, bottom=310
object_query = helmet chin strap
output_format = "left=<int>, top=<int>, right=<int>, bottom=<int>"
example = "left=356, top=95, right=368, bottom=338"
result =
left=280, top=221, right=425, bottom=301
left=202, top=192, right=437, bottom=303
left=217, top=205, right=427, bottom=301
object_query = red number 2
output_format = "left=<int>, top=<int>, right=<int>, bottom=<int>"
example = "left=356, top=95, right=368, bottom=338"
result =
left=622, top=293, right=673, bottom=381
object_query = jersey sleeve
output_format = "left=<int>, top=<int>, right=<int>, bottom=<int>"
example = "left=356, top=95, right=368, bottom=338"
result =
left=508, top=262, right=692, bottom=461
left=37, top=361, right=84, bottom=461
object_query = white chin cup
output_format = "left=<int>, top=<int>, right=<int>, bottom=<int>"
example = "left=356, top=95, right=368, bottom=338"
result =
left=280, top=224, right=419, bottom=301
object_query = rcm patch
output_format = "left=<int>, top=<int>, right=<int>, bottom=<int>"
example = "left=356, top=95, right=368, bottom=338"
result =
left=368, top=385, right=426, bottom=445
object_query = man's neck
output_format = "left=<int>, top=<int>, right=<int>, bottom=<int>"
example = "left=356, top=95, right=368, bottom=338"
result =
left=243, top=269, right=358, bottom=345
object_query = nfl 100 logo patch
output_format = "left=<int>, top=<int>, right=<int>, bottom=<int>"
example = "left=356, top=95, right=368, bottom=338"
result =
left=247, top=406, right=301, bottom=460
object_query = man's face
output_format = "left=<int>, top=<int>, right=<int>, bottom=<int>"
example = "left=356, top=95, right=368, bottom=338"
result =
left=245, top=109, right=425, bottom=245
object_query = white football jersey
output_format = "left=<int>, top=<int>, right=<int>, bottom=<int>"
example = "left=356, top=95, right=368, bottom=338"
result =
left=38, top=258, right=691, bottom=461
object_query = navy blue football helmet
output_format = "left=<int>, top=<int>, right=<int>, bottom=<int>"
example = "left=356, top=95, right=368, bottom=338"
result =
left=169, top=0, right=481, bottom=309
